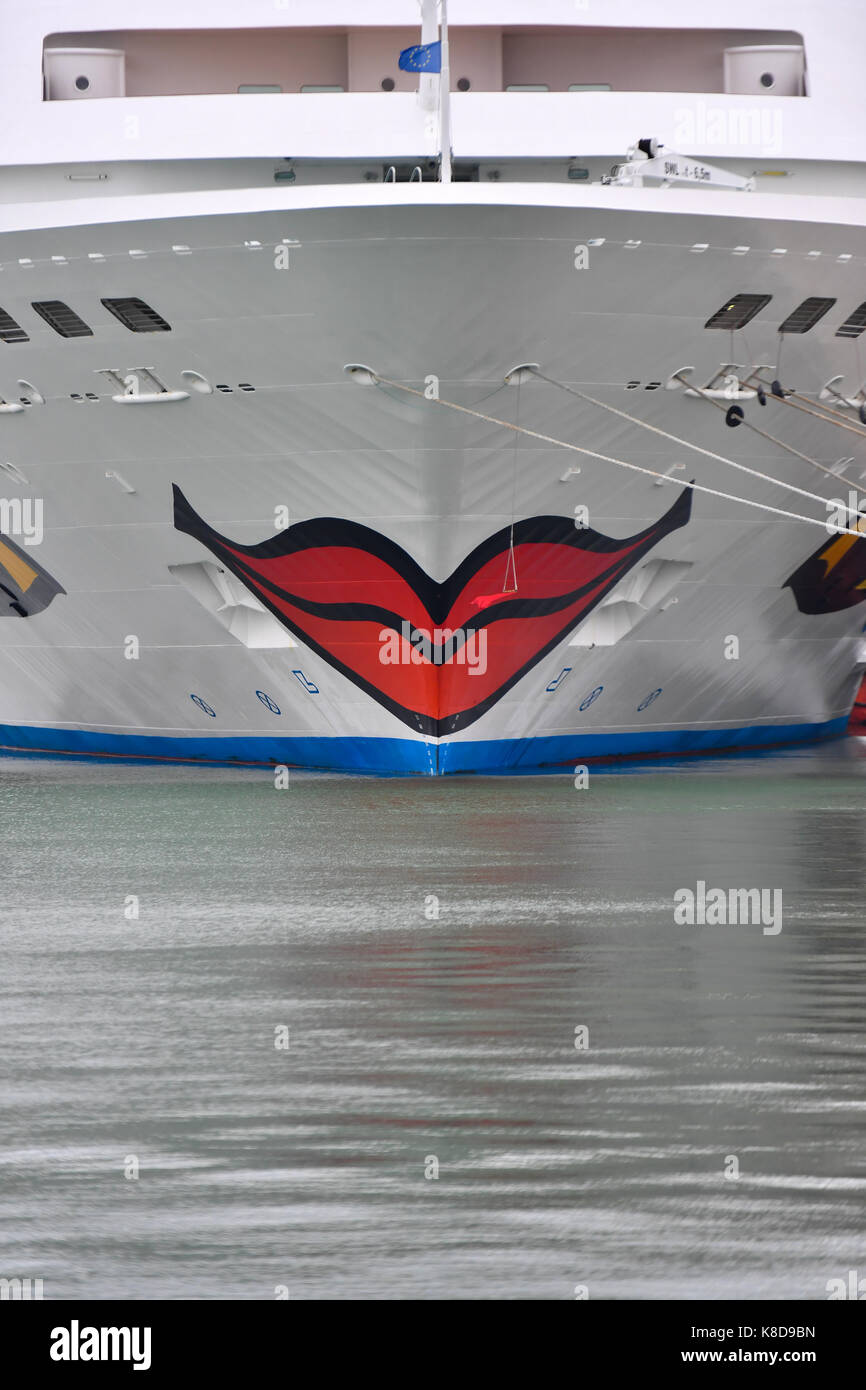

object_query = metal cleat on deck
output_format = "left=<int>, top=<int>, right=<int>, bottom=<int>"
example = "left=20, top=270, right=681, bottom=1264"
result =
left=666, top=364, right=773, bottom=402
left=820, top=374, right=866, bottom=422
left=96, top=367, right=190, bottom=405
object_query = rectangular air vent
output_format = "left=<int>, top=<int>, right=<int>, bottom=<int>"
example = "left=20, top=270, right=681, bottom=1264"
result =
left=778, top=297, right=836, bottom=334
left=0, top=308, right=28, bottom=343
left=704, top=294, right=772, bottom=330
left=835, top=303, right=866, bottom=339
left=31, top=300, right=92, bottom=338
left=101, top=297, right=171, bottom=332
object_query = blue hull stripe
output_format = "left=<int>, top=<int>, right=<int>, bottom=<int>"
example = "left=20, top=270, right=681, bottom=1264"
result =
left=0, top=716, right=850, bottom=774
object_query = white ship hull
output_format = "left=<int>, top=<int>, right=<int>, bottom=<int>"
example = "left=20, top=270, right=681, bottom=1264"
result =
left=0, top=186, right=864, bottom=773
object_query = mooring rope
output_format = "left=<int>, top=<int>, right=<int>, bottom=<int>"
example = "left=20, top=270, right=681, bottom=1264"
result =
left=527, top=367, right=852, bottom=512
left=668, top=374, right=864, bottom=493
left=369, top=374, right=866, bottom=538
left=768, top=387, right=866, bottom=440
left=813, top=380, right=866, bottom=424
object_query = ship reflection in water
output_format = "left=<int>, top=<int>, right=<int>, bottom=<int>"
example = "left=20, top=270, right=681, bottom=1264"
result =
left=0, top=740, right=864, bottom=1300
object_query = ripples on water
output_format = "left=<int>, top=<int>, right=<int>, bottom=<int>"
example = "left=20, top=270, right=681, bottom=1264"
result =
left=0, top=739, right=864, bottom=1299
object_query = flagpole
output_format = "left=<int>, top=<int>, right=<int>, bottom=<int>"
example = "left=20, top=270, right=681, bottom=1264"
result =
left=439, top=0, right=452, bottom=183
left=418, top=0, right=437, bottom=113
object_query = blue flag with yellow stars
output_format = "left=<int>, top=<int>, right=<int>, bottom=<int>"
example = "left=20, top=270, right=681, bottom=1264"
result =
left=398, top=41, right=442, bottom=73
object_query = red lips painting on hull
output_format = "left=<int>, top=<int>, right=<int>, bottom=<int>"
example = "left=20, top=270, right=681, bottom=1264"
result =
left=173, top=485, right=692, bottom=735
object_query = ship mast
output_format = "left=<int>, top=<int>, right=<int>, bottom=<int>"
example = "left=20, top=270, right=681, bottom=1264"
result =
left=439, top=0, right=451, bottom=183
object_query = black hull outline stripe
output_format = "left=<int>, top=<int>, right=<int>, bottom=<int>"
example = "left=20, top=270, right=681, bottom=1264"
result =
left=174, top=487, right=692, bottom=624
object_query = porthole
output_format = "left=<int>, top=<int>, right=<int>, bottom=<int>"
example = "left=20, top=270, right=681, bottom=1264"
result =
left=381, top=77, right=395, bottom=91
left=75, top=75, right=90, bottom=91
left=457, top=77, right=471, bottom=91
left=760, top=72, right=774, bottom=88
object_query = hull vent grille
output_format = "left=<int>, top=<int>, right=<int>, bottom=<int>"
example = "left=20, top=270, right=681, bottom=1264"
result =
left=0, top=309, right=28, bottom=343
left=101, top=297, right=171, bottom=333
left=31, top=300, right=92, bottom=338
left=704, top=294, right=772, bottom=331
left=836, top=302, right=866, bottom=340
left=779, top=297, right=836, bottom=335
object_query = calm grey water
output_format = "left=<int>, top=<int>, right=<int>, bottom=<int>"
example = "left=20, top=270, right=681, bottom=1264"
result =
left=1, top=741, right=864, bottom=1301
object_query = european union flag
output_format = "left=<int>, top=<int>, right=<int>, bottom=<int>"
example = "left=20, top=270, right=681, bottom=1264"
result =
left=398, top=41, right=442, bottom=73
